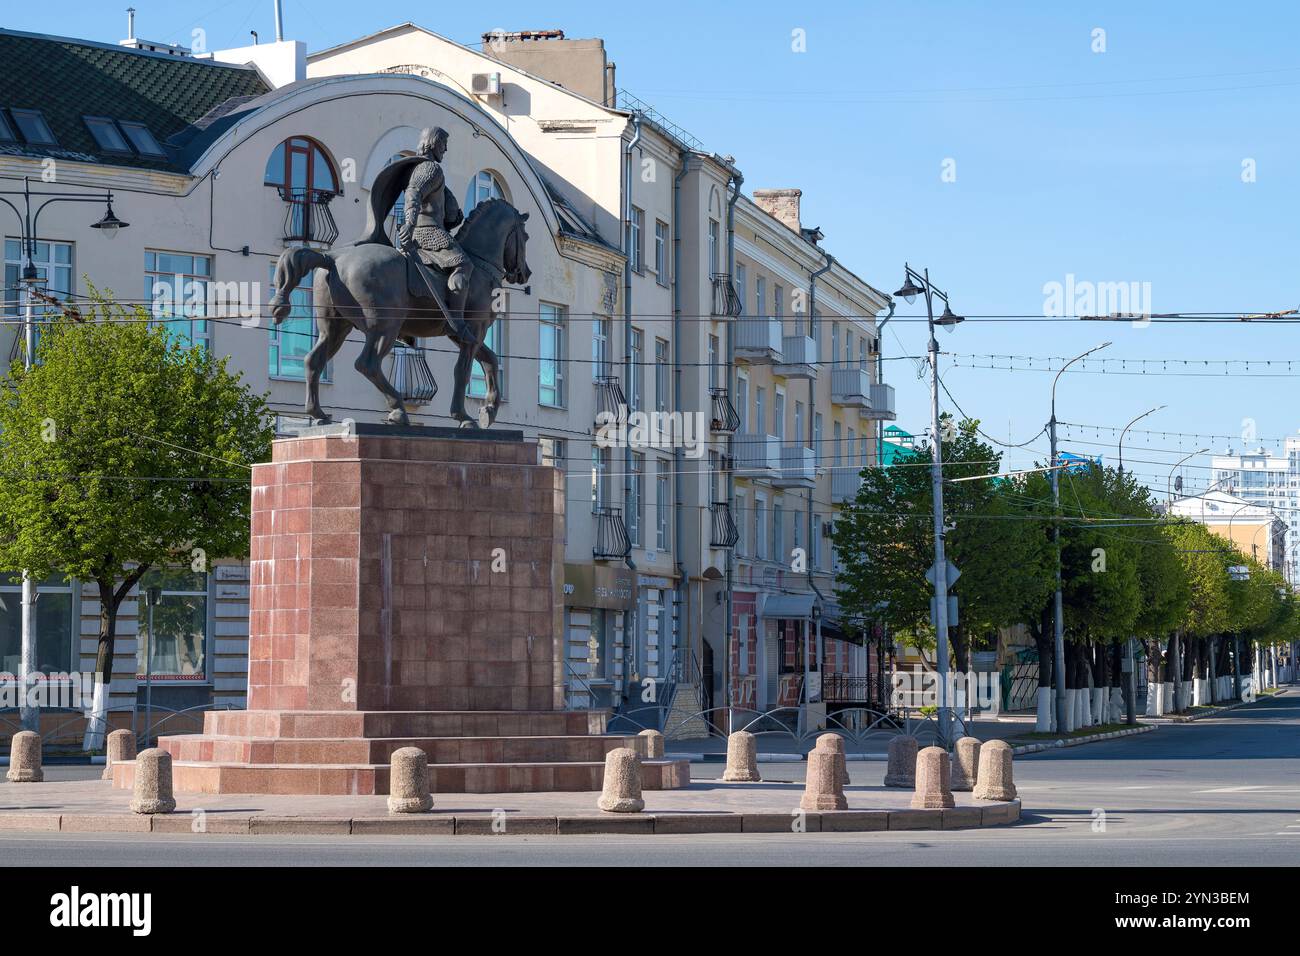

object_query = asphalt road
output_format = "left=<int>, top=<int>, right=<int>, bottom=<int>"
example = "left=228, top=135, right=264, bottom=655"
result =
left=4, top=692, right=1298, bottom=866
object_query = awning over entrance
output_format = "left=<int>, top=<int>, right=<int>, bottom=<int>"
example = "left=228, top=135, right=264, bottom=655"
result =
left=758, top=592, right=816, bottom=620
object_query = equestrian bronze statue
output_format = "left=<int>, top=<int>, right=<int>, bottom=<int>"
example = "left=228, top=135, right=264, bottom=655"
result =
left=267, top=126, right=531, bottom=427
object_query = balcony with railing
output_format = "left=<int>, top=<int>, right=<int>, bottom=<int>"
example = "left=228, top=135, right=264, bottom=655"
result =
left=831, top=465, right=863, bottom=503
left=593, top=507, right=632, bottom=560
left=710, top=273, right=741, bottom=317
left=773, top=443, right=816, bottom=489
left=709, top=387, right=740, bottom=433
left=774, top=334, right=818, bottom=378
left=830, top=367, right=873, bottom=409
left=279, top=187, right=339, bottom=245
left=734, top=433, right=781, bottom=479
left=594, top=375, right=627, bottom=425
left=861, top=383, right=897, bottom=421
left=735, top=315, right=783, bottom=364
left=709, top=501, right=740, bottom=548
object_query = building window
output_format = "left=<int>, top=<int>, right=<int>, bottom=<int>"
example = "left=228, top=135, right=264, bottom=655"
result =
left=736, top=263, right=747, bottom=314
left=464, top=170, right=507, bottom=214
left=630, top=327, right=644, bottom=411
left=592, top=446, right=611, bottom=509
left=267, top=262, right=325, bottom=380
left=146, top=251, right=212, bottom=351
left=710, top=451, right=722, bottom=503
left=708, top=334, right=720, bottom=390
left=656, top=460, right=671, bottom=552
left=754, top=493, right=768, bottom=561
left=708, top=219, right=720, bottom=275
left=136, top=569, right=208, bottom=682
left=629, top=452, right=645, bottom=547
left=775, top=284, right=784, bottom=320
left=735, top=492, right=746, bottom=556
left=0, top=574, right=75, bottom=676
left=593, top=317, right=610, bottom=379
left=265, top=136, right=339, bottom=195
left=772, top=499, right=784, bottom=562
left=628, top=206, right=645, bottom=273
left=654, top=220, right=669, bottom=285
left=4, top=239, right=73, bottom=319
left=539, top=302, right=567, bottom=407
left=755, top=276, right=767, bottom=318
left=468, top=300, right=505, bottom=399
left=655, top=338, right=670, bottom=412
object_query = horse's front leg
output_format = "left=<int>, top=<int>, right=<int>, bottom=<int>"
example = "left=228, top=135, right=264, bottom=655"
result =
left=448, top=336, right=481, bottom=428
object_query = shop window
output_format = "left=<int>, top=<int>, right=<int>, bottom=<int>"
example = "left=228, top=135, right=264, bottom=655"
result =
left=136, top=569, right=208, bottom=682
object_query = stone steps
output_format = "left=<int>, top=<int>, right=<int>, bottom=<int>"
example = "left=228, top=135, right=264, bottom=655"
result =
left=112, top=757, right=690, bottom=795
left=159, top=734, right=641, bottom=766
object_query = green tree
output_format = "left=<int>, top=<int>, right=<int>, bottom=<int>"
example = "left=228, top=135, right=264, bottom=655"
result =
left=0, top=294, right=272, bottom=749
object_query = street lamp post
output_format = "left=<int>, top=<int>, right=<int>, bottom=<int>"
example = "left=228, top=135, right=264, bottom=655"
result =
left=1116, top=404, right=1164, bottom=726
left=895, top=264, right=963, bottom=746
left=0, top=176, right=128, bottom=733
left=1048, top=342, right=1111, bottom=733
left=1167, top=448, right=1209, bottom=505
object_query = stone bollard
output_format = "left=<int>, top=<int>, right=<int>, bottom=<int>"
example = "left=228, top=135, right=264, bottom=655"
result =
left=638, top=729, right=665, bottom=759
left=800, top=748, right=847, bottom=810
left=597, top=748, right=645, bottom=812
left=721, top=730, right=761, bottom=782
left=387, top=747, right=433, bottom=813
left=911, top=746, right=956, bottom=809
left=102, top=728, right=136, bottom=781
left=5, top=730, right=43, bottom=783
left=816, top=732, right=848, bottom=791
left=129, top=748, right=176, bottom=814
left=972, top=739, right=1017, bottom=801
left=883, top=734, right=918, bottom=788
left=950, top=736, right=981, bottom=792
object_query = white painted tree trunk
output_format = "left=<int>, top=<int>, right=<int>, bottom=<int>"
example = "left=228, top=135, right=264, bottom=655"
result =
left=1146, top=682, right=1160, bottom=716
left=1108, top=687, right=1124, bottom=722
left=1035, top=687, right=1054, bottom=733
left=82, top=680, right=109, bottom=752
left=1090, top=688, right=1106, bottom=725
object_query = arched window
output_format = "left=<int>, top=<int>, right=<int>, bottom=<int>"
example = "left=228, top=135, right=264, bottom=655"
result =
left=265, top=137, right=339, bottom=195
left=463, top=170, right=506, bottom=214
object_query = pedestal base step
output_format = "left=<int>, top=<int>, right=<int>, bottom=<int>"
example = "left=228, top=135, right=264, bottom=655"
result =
left=159, top=734, right=642, bottom=766
left=111, top=757, right=690, bottom=795
left=202, top=710, right=608, bottom=739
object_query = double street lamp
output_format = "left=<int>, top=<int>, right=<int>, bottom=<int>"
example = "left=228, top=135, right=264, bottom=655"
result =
left=0, top=176, right=129, bottom=732
left=895, top=264, right=962, bottom=746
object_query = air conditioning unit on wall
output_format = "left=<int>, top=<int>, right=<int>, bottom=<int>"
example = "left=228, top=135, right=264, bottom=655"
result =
left=471, top=72, right=501, bottom=97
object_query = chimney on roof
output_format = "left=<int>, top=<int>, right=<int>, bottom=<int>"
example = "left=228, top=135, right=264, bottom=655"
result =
left=482, top=30, right=615, bottom=106
left=127, top=7, right=136, bottom=41
left=753, top=188, right=802, bottom=233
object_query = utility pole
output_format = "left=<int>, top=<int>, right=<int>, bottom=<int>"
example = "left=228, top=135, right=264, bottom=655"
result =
left=1118, top=405, right=1163, bottom=727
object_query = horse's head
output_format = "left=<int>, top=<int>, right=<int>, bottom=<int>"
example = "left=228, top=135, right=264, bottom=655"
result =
left=505, top=212, right=531, bottom=285
left=460, top=199, right=531, bottom=286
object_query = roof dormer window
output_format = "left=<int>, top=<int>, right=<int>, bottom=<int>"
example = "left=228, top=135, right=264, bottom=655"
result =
left=119, top=121, right=165, bottom=157
left=10, top=108, right=56, bottom=146
left=84, top=116, right=167, bottom=157
left=0, top=112, right=14, bottom=143
left=84, top=116, right=131, bottom=153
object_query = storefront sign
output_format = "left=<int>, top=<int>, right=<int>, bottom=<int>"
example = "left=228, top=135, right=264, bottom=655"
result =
left=564, top=564, right=637, bottom=609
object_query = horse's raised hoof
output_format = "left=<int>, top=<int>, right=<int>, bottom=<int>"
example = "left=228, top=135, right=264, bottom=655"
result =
left=387, top=409, right=410, bottom=427
left=459, top=418, right=480, bottom=430
left=308, top=411, right=332, bottom=425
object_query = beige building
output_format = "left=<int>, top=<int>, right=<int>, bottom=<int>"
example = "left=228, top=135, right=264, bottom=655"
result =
left=0, top=19, right=893, bottom=742
left=1168, top=490, right=1287, bottom=572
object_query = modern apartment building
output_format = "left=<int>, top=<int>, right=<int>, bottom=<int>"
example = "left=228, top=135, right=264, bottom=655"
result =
left=1211, top=441, right=1300, bottom=583
left=0, top=19, right=892, bottom=742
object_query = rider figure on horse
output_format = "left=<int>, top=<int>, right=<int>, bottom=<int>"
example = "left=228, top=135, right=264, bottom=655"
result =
left=397, top=127, right=474, bottom=344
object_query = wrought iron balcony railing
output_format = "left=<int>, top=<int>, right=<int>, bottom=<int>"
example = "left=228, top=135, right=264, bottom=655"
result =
left=709, top=501, right=740, bottom=549
left=594, top=375, right=627, bottom=424
left=279, top=187, right=340, bottom=245
left=593, top=506, right=632, bottom=559
left=709, top=387, right=740, bottom=433
left=710, top=272, right=741, bottom=318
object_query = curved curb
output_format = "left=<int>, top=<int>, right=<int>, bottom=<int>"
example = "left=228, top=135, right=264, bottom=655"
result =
left=1164, top=687, right=1289, bottom=722
left=1012, top=724, right=1156, bottom=756
left=0, top=800, right=1021, bottom=836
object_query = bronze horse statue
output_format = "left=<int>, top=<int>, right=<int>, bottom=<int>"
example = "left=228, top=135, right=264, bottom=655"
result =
left=268, top=158, right=531, bottom=427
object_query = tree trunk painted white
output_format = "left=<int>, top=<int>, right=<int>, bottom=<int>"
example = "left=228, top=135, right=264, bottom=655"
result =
left=1035, top=687, right=1054, bottom=733
left=1077, top=687, right=1091, bottom=729
left=82, top=680, right=109, bottom=752
left=1146, top=682, right=1159, bottom=716
left=1108, top=687, right=1124, bottom=722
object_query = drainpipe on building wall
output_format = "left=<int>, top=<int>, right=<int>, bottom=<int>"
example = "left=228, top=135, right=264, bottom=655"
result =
left=874, top=298, right=896, bottom=466
left=724, top=162, right=742, bottom=734
left=807, top=251, right=833, bottom=709
left=621, top=114, right=642, bottom=711
left=672, top=150, right=691, bottom=699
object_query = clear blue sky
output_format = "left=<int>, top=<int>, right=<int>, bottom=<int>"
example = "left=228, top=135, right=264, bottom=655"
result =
left=10, top=1, right=1300, bottom=493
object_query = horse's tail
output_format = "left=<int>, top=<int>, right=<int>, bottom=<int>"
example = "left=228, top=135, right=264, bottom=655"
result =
left=269, top=247, right=334, bottom=323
